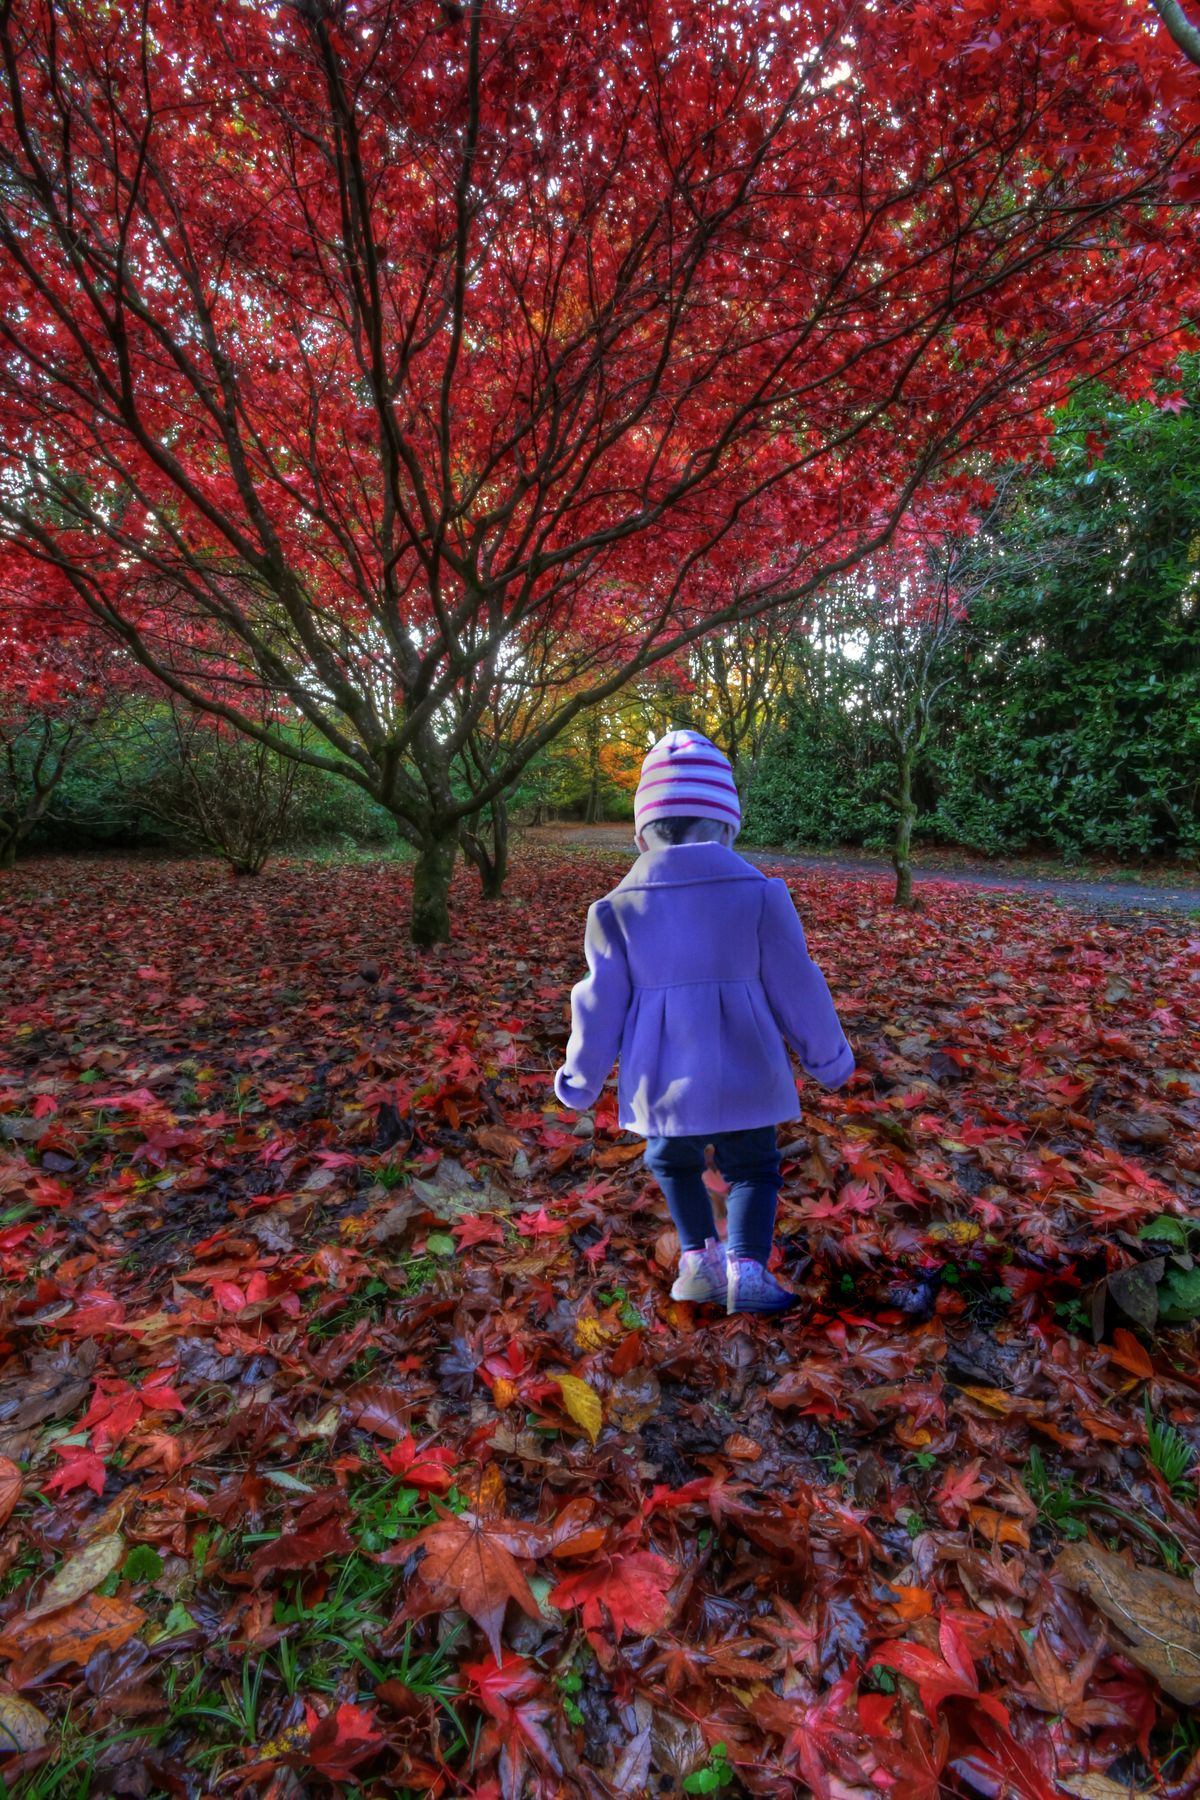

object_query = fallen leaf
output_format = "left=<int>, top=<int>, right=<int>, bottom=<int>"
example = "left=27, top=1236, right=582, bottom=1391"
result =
left=26, top=1533, right=125, bottom=1618
left=1055, top=1541, right=1200, bottom=1704
left=0, top=1457, right=22, bottom=1529
left=0, top=1592, right=145, bottom=1670
left=249, top=1516, right=356, bottom=1585
left=0, top=1691, right=50, bottom=1750
left=554, top=1373, right=603, bottom=1444
left=394, top=1512, right=542, bottom=1659
left=549, top=1550, right=675, bottom=1645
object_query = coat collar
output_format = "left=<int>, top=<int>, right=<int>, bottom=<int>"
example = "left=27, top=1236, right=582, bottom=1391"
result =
left=613, top=843, right=764, bottom=890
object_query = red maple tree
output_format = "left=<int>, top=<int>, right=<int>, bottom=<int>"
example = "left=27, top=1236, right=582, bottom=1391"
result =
left=0, top=0, right=1197, bottom=936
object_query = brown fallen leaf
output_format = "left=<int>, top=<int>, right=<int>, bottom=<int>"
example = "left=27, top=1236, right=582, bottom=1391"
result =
left=1055, top=1540, right=1200, bottom=1704
left=1059, top=1776, right=1154, bottom=1800
left=0, top=1457, right=22, bottom=1530
left=26, top=1533, right=125, bottom=1619
left=390, top=1511, right=541, bottom=1658
left=967, top=1505, right=1031, bottom=1549
left=345, top=1383, right=411, bottom=1441
left=473, top=1125, right=523, bottom=1160
left=0, top=1592, right=145, bottom=1673
left=958, top=1385, right=1045, bottom=1417
left=0, top=1339, right=97, bottom=1440
left=0, top=1690, right=50, bottom=1750
left=250, top=1516, right=355, bottom=1585
left=593, top=1141, right=645, bottom=1168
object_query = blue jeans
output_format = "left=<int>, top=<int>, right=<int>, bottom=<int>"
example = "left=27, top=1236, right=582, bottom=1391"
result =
left=644, top=1126, right=782, bottom=1266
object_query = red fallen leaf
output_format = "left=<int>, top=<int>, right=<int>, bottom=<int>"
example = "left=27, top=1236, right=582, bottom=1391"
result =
left=514, top=1207, right=569, bottom=1238
left=249, top=1515, right=356, bottom=1585
left=463, top=1647, right=542, bottom=1717
left=756, top=1665, right=869, bottom=1800
left=549, top=1549, right=675, bottom=1646
left=582, top=1229, right=612, bottom=1267
left=868, top=1614, right=1010, bottom=1725
left=44, top=1445, right=107, bottom=1498
left=303, top=1701, right=382, bottom=1778
left=933, top=1457, right=989, bottom=1525
left=454, top=1214, right=506, bottom=1247
left=390, top=1511, right=542, bottom=1659
left=80, top=1088, right=159, bottom=1111
left=951, top=1711, right=1058, bottom=1800
left=462, top=1651, right=562, bottom=1796
left=378, top=1434, right=456, bottom=1492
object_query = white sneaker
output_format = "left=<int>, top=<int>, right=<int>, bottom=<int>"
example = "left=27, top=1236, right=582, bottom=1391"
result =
left=670, top=1237, right=728, bottom=1303
left=727, top=1257, right=796, bottom=1315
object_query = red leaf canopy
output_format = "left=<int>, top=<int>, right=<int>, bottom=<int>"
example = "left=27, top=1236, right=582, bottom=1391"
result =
left=0, top=0, right=1196, bottom=831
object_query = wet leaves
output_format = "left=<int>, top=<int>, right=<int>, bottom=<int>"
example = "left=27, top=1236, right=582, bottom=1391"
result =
left=0, top=852, right=1196, bottom=1794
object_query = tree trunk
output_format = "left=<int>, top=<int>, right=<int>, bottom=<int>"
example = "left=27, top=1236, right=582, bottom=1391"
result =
left=891, top=745, right=918, bottom=908
left=0, top=831, right=17, bottom=870
left=411, top=830, right=457, bottom=945
left=483, top=798, right=508, bottom=899
left=460, top=796, right=509, bottom=901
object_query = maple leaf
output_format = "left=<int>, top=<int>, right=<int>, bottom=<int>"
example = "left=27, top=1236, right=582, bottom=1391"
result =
left=754, top=1596, right=822, bottom=1671
left=249, top=1516, right=356, bottom=1585
left=549, top=1549, right=675, bottom=1647
left=378, top=1434, right=457, bottom=1492
left=302, top=1701, right=382, bottom=1778
left=868, top=1615, right=1009, bottom=1725
left=453, top=1213, right=506, bottom=1247
left=44, top=1445, right=106, bottom=1498
left=394, top=1512, right=542, bottom=1659
left=933, top=1457, right=989, bottom=1525
left=462, top=1652, right=562, bottom=1800
left=514, top=1207, right=568, bottom=1238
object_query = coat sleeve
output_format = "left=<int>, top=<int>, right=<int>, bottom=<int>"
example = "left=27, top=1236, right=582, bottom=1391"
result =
left=553, top=899, right=631, bottom=1110
left=758, top=879, right=855, bottom=1089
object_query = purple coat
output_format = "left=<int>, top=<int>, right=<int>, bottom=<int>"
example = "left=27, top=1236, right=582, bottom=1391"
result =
left=553, top=843, right=854, bottom=1136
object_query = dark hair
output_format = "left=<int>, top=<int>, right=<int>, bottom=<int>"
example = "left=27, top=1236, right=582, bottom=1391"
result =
left=640, top=815, right=726, bottom=845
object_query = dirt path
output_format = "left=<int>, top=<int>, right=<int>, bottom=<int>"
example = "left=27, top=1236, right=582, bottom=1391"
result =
left=530, top=825, right=1200, bottom=914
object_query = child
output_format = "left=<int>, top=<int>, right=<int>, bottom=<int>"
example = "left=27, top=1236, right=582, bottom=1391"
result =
left=554, top=728, right=855, bottom=1315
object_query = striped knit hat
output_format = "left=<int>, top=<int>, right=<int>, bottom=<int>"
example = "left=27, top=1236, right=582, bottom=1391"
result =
left=634, top=730, right=741, bottom=836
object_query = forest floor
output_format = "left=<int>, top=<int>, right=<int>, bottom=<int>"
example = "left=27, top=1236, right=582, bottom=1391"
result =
left=1, top=848, right=1199, bottom=1798
left=533, top=824, right=1200, bottom=913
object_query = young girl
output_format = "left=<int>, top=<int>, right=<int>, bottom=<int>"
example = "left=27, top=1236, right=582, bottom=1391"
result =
left=554, top=728, right=855, bottom=1314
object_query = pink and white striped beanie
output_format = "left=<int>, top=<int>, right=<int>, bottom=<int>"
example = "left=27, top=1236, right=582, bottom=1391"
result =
left=634, top=730, right=741, bottom=835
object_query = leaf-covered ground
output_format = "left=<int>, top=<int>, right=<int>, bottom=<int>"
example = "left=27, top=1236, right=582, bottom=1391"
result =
left=1, top=851, right=1199, bottom=1799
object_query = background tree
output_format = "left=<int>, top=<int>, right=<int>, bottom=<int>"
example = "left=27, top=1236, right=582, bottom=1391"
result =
left=1, top=0, right=1197, bottom=937
left=0, top=627, right=131, bottom=867
left=131, top=701, right=306, bottom=877
left=926, top=372, right=1200, bottom=861
left=746, top=367, right=1200, bottom=868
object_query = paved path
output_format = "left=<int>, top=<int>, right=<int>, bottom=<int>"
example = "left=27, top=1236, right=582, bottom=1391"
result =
left=531, top=827, right=1200, bottom=915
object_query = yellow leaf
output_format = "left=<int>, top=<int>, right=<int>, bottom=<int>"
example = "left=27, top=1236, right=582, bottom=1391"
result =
left=295, top=1406, right=341, bottom=1442
left=927, top=1220, right=980, bottom=1245
left=555, top=1374, right=603, bottom=1444
left=574, top=1317, right=611, bottom=1353
left=0, top=1692, right=50, bottom=1750
left=27, top=1533, right=125, bottom=1619
left=960, top=1385, right=1044, bottom=1417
